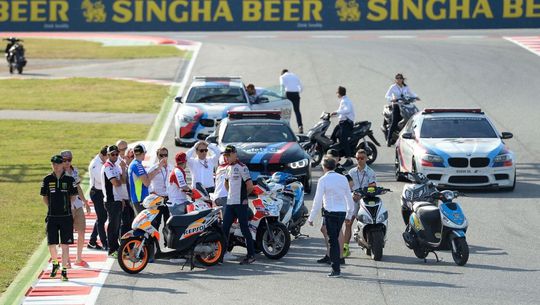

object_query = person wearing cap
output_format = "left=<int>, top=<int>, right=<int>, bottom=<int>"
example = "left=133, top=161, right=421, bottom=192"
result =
left=222, top=145, right=256, bottom=265
left=308, top=157, right=355, bottom=278
left=88, top=145, right=108, bottom=251
left=101, top=145, right=126, bottom=257
left=61, top=150, right=91, bottom=268
left=41, top=155, right=78, bottom=281
left=115, top=140, right=134, bottom=236
left=168, top=152, right=191, bottom=214
left=149, top=147, right=174, bottom=231
left=186, top=140, right=221, bottom=194
left=330, top=86, right=356, bottom=167
left=129, top=143, right=166, bottom=213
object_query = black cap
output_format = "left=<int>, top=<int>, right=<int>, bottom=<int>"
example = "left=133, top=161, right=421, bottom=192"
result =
left=107, top=145, right=119, bottom=154
left=326, top=149, right=339, bottom=158
left=100, top=145, right=108, bottom=156
left=134, top=144, right=147, bottom=154
left=222, top=145, right=237, bottom=154
left=51, top=155, right=64, bottom=164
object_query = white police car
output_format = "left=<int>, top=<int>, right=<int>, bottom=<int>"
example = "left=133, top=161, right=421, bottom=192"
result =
left=174, top=76, right=292, bottom=146
left=395, top=109, right=516, bottom=190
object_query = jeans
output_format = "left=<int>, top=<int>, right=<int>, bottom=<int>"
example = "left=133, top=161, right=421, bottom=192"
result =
left=89, top=187, right=108, bottom=247
left=120, top=200, right=135, bottom=237
left=387, top=105, right=402, bottom=144
left=104, top=201, right=122, bottom=254
left=286, top=91, right=303, bottom=128
left=222, top=203, right=255, bottom=257
left=324, top=210, right=346, bottom=273
left=339, top=120, right=353, bottom=158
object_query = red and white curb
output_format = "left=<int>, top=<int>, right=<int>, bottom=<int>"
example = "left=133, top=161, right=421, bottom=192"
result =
left=504, top=36, right=540, bottom=57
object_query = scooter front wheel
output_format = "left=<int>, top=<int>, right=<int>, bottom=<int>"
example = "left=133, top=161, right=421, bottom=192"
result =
left=451, top=238, right=469, bottom=266
left=118, top=237, right=149, bottom=274
left=370, top=231, right=384, bottom=261
left=259, top=222, right=291, bottom=259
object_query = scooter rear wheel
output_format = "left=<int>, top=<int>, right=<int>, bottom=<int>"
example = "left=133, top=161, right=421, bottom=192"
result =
left=195, top=235, right=226, bottom=266
left=118, top=237, right=149, bottom=274
left=413, top=247, right=428, bottom=259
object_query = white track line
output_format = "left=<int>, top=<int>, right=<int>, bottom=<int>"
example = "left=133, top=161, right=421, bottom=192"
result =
left=504, top=36, right=540, bottom=57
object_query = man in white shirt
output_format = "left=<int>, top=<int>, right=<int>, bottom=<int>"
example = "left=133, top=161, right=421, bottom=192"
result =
left=331, top=86, right=356, bottom=167
left=308, top=157, right=355, bottom=278
left=384, top=73, right=420, bottom=147
left=280, top=69, right=304, bottom=134
left=88, top=145, right=108, bottom=251
left=186, top=141, right=221, bottom=193
left=149, top=147, right=174, bottom=230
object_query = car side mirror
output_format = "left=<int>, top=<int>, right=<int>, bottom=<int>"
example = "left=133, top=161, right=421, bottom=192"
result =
left=256, top=96, right=270, bottom=104
left=402, top=132, right=415, bottom=140
left=297, top=135, right=309, bottom=142
left=501, top=132, right=513, bottom=139
left=206, top=135, right=218, bottom=144
left=174, top=96, right=183, bottom=103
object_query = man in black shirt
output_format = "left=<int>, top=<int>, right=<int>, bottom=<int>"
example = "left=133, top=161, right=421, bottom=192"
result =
left=40, top=155, right=78, bottom=281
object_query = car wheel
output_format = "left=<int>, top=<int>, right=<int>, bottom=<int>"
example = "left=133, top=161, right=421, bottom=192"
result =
left=303, top=176, right=312, bottom=194
left=501, top=170, right=516, bottom=192
left=395, top=150, right=407, bottom=182
left=174, top=137, right=182, bottom=147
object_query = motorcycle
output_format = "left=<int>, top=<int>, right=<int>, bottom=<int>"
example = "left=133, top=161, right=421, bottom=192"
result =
left=402, top=189, right=469, bottom=266
left=227, top=177, right=291, bottom=260
left=302, top=112, right=380, bottom=167
left=266, top=172, right=309, bottom=238
left=400, top=173, right=438, bottom=225
left=117, top=185, right=226, bottom=274
left=4, top=38, right=26, bottom=74
left=381, top=96, right=420, bottom=146
left=353, top=186, right=391, bottom=261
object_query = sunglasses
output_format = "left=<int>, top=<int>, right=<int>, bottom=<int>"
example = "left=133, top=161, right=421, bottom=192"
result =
left=198, top=149, right=208, bottom=152
left=396, top=77, right=404, bottom=80
left=159, top=154, right=168, bottom=157
left=63, top=159, right=71, bottom=162
left=356, top=156, right=366, bottom=160
left=119, top=147, right=127, bottom=151
left=110, top=153, right=119, bottom=156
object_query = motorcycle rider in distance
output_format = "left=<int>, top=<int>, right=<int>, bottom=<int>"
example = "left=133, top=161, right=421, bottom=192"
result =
left=330, top=86, right=355, bottom=168
left=384, top=73, right=420, bottom=147
left=4, top=37, right=17, bottom=62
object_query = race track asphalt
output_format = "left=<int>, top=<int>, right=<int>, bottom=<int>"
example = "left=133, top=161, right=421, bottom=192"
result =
left=97, top=30, right=540, bottom=305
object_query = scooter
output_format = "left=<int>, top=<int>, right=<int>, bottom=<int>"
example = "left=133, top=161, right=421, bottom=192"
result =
left=227, top=178, right=291, bottom=260
left=382, top=96, right=419, bottom=146
left=4, top=38, right=26, bottom=74
left=353, top=186, right=391, bottom=261
left=302, top=112, right=380, bottom=167
left=400, top=173, right=438, bottom=225
left=402, top=190, right=469, bottom=266
left=266, top=172, right=309, bottom=238
left=117, top=185, right=225, bottom=274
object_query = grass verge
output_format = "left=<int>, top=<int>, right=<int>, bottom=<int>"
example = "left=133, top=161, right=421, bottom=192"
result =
left=0, top=120, right=150, bottom=294
left=22, top=38, right=184, bottom=59
left=0, top=78, right=169, bottom=113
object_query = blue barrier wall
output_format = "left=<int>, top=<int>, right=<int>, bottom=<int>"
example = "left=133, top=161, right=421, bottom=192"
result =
left=1, top=0, right=539, bottom=31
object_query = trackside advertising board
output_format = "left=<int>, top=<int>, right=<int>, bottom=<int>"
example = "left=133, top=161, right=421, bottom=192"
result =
left=1, top=0, right=539, bottom=31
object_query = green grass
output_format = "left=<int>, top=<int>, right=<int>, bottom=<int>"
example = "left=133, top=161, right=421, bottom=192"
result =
left=23, top=38, right=184, bottom=59
left=0, top=120, right=150, bottom=293
left=0, top=78, right=169, bottom=113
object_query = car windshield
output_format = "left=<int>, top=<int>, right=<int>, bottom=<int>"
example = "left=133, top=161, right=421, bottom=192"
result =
left=420, top=117, right=498, bottom=138
left=186, top=86, right=247, bottom=104
left=222, top=123, right=296, bottom=143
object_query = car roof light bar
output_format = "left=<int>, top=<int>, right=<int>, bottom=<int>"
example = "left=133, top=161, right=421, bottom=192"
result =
left=422, top=108, right=484, bottom=114
left=193, top=76, right=242, bottom=81
left=227, top=110, right=282, bottom=120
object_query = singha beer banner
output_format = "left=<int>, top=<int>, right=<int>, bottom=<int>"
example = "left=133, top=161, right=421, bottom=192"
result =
left=1, top=0, right=539, bottom=31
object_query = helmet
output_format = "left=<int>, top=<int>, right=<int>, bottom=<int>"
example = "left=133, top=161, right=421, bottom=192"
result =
left=270, top=172, right=293, bottom=184
left=142, top=194, right=164, bottom=209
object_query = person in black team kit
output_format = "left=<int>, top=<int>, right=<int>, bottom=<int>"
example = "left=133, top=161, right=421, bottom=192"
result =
left=41, top=155, right=78, bottom=282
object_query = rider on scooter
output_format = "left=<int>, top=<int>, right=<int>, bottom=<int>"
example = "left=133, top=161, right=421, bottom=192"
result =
left=330, top=86, right=355, bottom=167
left=4, top=37, right=17, bottom=62
left=384, top=73, right=420, bottom=147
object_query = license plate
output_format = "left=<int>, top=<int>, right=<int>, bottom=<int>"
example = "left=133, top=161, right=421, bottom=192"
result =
left=455, top=169, right=484, bottom=174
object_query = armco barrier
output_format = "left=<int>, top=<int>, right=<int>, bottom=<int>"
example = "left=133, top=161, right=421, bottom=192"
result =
left=1, top=0, right=540, bottom=31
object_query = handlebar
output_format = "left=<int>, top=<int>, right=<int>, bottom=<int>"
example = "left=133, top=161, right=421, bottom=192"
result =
left=353, top=186, right=392, bottom=197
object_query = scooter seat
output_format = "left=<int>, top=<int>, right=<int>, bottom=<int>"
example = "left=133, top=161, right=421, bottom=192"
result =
left=413, top=201, right=435, bottom=212
left=167, top=209, right=212, bottom=228
left=354, top=121, right=370, bottom=127
left=417, top=205, right=440, bottom=225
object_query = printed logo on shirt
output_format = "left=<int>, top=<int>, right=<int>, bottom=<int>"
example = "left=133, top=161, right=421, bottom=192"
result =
left=62, top=182, right=68, bottom=189
left=49, top=182, right=56, bottom=192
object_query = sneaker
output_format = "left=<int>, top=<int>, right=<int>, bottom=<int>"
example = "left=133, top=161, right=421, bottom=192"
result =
left=87, top=242, right=103, bottom=250
left=61, top=268, right=68, bottom=281
left=343, top=244, right=351, bottom=258
left=327, top=271, right=341, bottom=278
left=340, top=258, right=346, bottom=265
left=223, top=252, right=237, bottom=261
left=50, top=261, right=60, bottom=278
left=317, top=255, right=331, bottom=264
left=108, top=252, right=118, bottom=259
left=298, top=126, right=304, bottom=134
left=342, top=158, right=354, bottom=168
left=239, top=256, right=256, bottom=265
left=74, top=260, right=89, bottom=268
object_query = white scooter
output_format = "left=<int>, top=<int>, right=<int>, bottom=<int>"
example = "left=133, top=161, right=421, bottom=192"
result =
left=353, top=186, right=391, bottom=261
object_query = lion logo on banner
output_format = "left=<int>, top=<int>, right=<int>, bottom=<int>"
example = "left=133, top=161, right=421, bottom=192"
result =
left=82, top=0, right=107, bottom=23
left=335, top=0, right=361, bottom=22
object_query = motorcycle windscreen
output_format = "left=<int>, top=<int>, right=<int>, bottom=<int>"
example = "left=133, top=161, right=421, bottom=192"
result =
left=416, top=206, right=442, bottom=244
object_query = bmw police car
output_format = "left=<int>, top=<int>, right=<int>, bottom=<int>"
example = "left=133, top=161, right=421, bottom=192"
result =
left=207, top=111, right=312, bottom=193
left=395, top=109, right=516, bottom=190
left=174, top=76, right=293, bottom=146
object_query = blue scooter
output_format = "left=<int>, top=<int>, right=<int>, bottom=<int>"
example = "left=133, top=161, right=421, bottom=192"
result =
left=402, top=189, right=469, bottom=266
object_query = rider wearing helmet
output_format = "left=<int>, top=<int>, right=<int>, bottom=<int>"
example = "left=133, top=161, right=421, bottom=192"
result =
left=4, top=37, right=16, bottom=62
left=384, top=73, right=420, bottom=147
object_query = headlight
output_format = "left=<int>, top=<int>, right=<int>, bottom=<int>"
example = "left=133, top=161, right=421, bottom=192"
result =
left=289, top=158, right=308, bottom=169
left=376, top=211, right=388, bottom=223
left=421, top=154, right=445, bottom=167
left=179, top=114, right=196, bottom=123
left=442, top=190, right=455, bottom=201
left=358, top=214, right=372, bottom=224
left=494, top=153, right=512, bottom=163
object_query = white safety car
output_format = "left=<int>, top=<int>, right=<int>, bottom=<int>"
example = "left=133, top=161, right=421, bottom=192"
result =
left=395, top=109, right=516, bottom=190
left=174, top=76, right=293, bottom=146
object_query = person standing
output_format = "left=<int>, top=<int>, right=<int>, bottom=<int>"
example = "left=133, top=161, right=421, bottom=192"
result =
left=308, top=157, right=355, bottom=278
left=88, top=145, right=108, bottom=251
left=384, top=73, right=420, bottom=147
left=41, top=155, right=78, bottom=281
left=186, top=141, right=221, bottom=194
left=168, top=152, right=191, bottom=213
left=116, top=140, right=134, bottom=236
left=212, top=155, right=229, bottom=207
left=343, top=149, right=377, bottom=258
left=61, top=150, right=91, bottom=268
left=222, top=145, right=256, bottom=265
left=280, top=69, right=304, bottom=134
left=129, top=144, right=165, bottom=213
left=149, top=147, right=174, bottom=230
left=101, top=145, right=126, bottom=257
left=331, top=86, right=355, bottom=167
